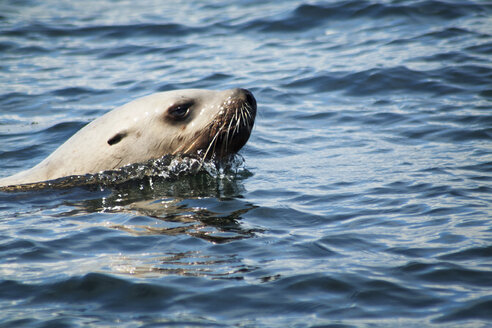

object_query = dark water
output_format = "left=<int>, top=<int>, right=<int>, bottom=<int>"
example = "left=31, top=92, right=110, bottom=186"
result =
left=1, top=0, right=492, bottom=327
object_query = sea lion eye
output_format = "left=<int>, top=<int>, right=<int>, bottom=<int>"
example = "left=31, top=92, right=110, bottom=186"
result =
left=167, top=101, right=193, bottom=120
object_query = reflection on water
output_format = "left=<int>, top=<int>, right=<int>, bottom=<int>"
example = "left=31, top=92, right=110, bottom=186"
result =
left=104, top=193, right=260, bottom=278
left=111, top=197, right=259, bottom=243
left=1, top=0, right=492, bottom=326
left=49, top=165, right=262, bottom=279
left=109, top=251, right=259, bottom=279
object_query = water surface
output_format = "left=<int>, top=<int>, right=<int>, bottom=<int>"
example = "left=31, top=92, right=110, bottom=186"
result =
left=1, top=0, right=492, bottom=327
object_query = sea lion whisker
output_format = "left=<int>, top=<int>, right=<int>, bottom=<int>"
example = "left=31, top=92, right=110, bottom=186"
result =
left=182, top=137, right=200, bottom=154
left=244, top=105, right=253, bottom=130
left=225, top=114, right=235, bottom=152
left=244, top=104, right=253, bottom=121
left=235, top=106, right=244, bottom=134
left=200, top=128, right=221, bottom=165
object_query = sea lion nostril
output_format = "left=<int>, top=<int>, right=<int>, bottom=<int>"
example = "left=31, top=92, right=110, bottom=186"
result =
left=237, top=88, right=256, bottom=108
left=245, top=92, right=256, bottom=108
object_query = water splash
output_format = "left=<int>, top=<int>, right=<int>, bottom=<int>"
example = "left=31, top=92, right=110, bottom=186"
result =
left=0, top=153, right=250, bottom=192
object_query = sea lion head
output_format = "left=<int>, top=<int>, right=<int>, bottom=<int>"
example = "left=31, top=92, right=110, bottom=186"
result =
left=105, top=88, right=257, bottom=164
left=0, top=88, right=257, bottom=187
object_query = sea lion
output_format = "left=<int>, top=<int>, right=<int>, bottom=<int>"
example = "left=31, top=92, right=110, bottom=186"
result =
left=0, top=88, right=256, bottom=187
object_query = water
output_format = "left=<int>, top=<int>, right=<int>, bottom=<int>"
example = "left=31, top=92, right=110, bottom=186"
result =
left=1, top=0, right=492, bottom=326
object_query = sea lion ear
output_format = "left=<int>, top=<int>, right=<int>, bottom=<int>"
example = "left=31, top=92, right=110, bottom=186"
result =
left=107, top=131, right=128, bottom=146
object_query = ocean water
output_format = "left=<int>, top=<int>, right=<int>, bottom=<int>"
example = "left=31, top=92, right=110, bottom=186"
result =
left=1, top=0, right=492, bottom=327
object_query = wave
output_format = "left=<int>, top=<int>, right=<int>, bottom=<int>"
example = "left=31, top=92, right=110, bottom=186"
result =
left=238, top=0, right=492, bottom=32
left=3, top=22, right=199, bottom=39
left=0, top=153, right=249, bottom=192
left=283, top=66, right=464, bottom=96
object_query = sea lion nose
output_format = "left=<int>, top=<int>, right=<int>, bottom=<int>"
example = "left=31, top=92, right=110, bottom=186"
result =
left=233, top=88, right=257, bottom=109
left=244, top=89, right=257, bottom=109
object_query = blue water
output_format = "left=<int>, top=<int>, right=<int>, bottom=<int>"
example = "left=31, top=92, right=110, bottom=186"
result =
left=1, top=0, right=492, bottom=327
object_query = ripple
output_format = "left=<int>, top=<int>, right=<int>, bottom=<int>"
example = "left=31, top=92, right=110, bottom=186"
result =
left=436, top=297, right=492, bottom=322
left=50, top=87, right=109, bottom=97
left=283, top=66, right=465, bottom=96
left=439, top=245, right=492, bottom=261
left=466, top=42, right=492, bottom=55
left=3, top=22, right=199, bottom=39
left=240, top=1, right=492, bottom=33
left=419, top=264, right=492, bottom=288
left=1, top=0, right=492, bottom=327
